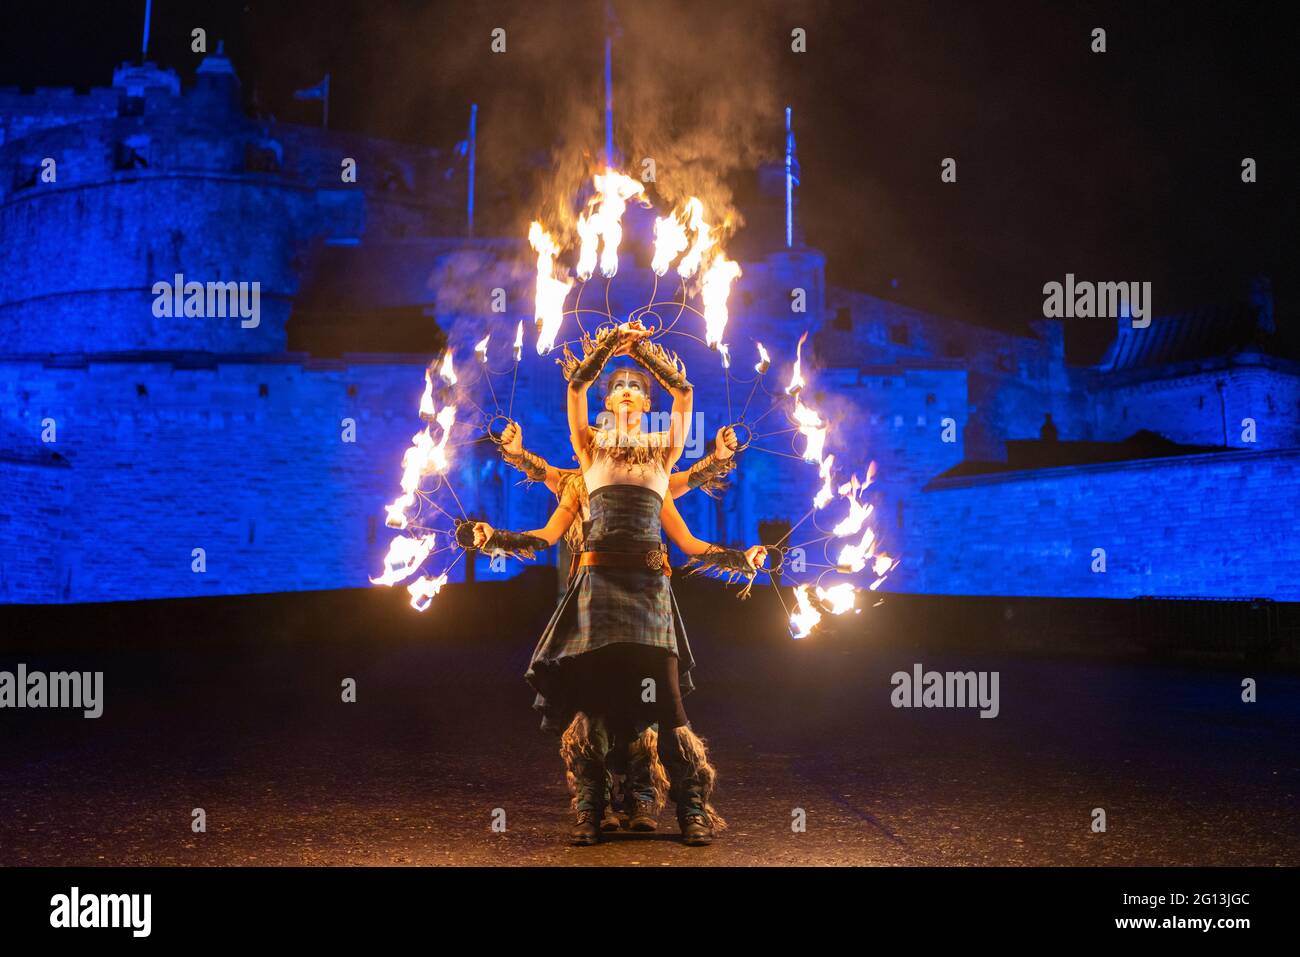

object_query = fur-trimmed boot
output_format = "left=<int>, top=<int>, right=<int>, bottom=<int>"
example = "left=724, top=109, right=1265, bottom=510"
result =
left=658, top=725, right=726, bottom=846
left=561, top=714, right=611, bottom=845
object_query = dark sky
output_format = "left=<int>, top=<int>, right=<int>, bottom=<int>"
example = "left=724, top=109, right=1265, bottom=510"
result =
left=3, top=0, right=1294, bottom=357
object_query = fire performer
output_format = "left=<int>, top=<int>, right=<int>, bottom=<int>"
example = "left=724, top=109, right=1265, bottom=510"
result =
left=492, top=420, right=740, bottom=832
left=466, top=321, right=765, bottom=845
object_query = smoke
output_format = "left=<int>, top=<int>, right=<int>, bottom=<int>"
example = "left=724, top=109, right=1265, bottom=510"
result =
left=329, top=0, right=790, bottom=244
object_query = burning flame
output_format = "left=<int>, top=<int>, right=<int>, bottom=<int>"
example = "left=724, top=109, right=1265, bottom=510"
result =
left=718, top=343, right=731, bottom=369
left=755, top=342, right=771, bottom=374
left=513, top=320, right=524, bottom=362
left=700, top=254, right=742, bottom=348
left=528, top=222, right=572, bottom=355
left=785, top=331, right=807, bottom=395
left=817, top=583, right=858, bottom=615
left=676, top=198, right=714, bottom=279
left=407, top=573, right=449, bottom=612
left=831, top=474, right=874, bottom=537
left=438, top=349, right=457, bottom=386
left=836, top=527, right=876, bottom=573
left=813, top=454, right=836, bottom=509
left=789, top=582, right=859, bottom=639
left=474, top=334, right=490, bottom=363
left=383, top=400, right=456, bottom=530
left=418, top=368, right=436, bottom=420
left=574, top=169, right=646, bottom=281
left=790, top=584, right=821, bottom=639
left=371, top=533, right=438, bottom=586
left=793, top=395, right=827, bottom=464
left=651, top=208, right=691, bottom=276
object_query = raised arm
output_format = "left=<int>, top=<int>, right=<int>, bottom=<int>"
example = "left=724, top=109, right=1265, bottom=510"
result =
left=498, top=420, right=563, bottom=494
left=560, top=326, right=623, bottom=471
left=629, top=336, right=693, bottom=469
left=669, top=426, right=738, bottom=499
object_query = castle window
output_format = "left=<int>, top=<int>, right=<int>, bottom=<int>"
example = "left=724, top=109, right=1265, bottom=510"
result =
left=889, top=324, right=909, bottom=346
left=1198, top=395, right=1205, bottom=410
left=926, top=393, right=936, bottom=405
left=120, top=96, right=145, bottom=117
left=833, top=307, right=852, bottom=331
left=258, top=383, right=269, bottom=397
left=136, top=384, right=148, bottom=397
left=347, top=384, right=358, bottom=398
left=114, top=136, right=150, bottom=171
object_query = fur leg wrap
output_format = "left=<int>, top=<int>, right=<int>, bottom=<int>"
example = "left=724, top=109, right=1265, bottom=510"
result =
left=665, top=726, right=727, bottom=831
left=629, top=337, right=692, bottom=394
left=560, top=714, right=610, bottom=812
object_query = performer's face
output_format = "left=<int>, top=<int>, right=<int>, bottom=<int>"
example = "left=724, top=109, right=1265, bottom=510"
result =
left=604, top=371, right=652, bottom=421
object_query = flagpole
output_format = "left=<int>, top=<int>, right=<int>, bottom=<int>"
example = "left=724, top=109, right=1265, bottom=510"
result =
left=467, top=103, right=478, bottom=238
left=141, top=0, right=152, bottom=62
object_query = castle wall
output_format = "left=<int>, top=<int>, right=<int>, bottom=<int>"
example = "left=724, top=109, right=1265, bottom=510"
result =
left=1085, top=359, right=1300, bottom=451
left=910, top=448, right=1300, bottom=599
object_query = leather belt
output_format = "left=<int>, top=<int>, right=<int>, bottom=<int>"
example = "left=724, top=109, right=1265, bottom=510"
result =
left=575, top=546, right=671, bottom=577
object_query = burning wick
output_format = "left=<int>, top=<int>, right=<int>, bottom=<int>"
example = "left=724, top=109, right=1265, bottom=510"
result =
left=474, top=334, right=490, bottom=363
left=512, top=320, right=523, bottom=362
left=438, top=349, right=457, bottom=386
left=755, top=342, right=771, bottom=375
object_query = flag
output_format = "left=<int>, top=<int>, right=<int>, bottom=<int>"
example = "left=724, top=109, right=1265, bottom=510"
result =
left=294, top=74, right=329, bottom=101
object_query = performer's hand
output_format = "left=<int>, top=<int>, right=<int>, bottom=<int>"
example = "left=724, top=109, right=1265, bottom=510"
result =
left=471, top=522, right=494, bottom=549
left=744, top=545, right=768, bottom=572
left=501, top=421, right=523, bottom=454
left=715, top=426, right=738, bottom=460
left=615, top=320, right=652, bottom=355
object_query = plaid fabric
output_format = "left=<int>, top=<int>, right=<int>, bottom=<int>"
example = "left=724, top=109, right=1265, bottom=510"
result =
left=526, top=485, right=697, bottom=733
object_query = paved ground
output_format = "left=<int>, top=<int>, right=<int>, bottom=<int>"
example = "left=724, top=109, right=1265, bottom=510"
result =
left=2, top=616, right=1296, bottom=867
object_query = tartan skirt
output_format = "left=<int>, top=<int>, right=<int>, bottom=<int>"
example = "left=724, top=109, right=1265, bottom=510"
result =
left=525, top=485, right=696, bottom=734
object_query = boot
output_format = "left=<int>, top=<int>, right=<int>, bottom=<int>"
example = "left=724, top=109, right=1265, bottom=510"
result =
left=570, top=808, right=601, bottom=846
left=629, top=796, right=659, bottom=832
left=570, top=744, right=609, bottom=846
left=658, top=726, right=714, bottom=846
left=677, top=807, right=713, bottom=846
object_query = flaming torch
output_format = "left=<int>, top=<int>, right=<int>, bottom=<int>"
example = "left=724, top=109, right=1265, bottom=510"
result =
left=528, top=222, right=572, bottom=355
left=574, top=169, right=646, bottom=281
left=700, top=254, right=742, bottom=349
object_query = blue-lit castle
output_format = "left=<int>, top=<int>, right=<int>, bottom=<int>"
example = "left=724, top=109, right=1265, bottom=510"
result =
left=3, top=53, right=1298, bottom=605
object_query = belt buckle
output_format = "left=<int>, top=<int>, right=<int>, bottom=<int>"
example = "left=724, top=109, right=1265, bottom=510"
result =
left=645, top=548, right=664, bottom=571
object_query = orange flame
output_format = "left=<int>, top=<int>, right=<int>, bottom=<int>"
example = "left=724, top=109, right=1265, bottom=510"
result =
left=701, top=254, right=741, bottom=348
left=528, top=221, right=572, bottom=355
left=407, top=572, right=449, bottom=612
left=574, top=169, right=646, bottom=281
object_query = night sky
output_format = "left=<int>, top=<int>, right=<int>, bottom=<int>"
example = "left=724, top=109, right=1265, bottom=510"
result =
left=2, top=0, right=1293, bottom=360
